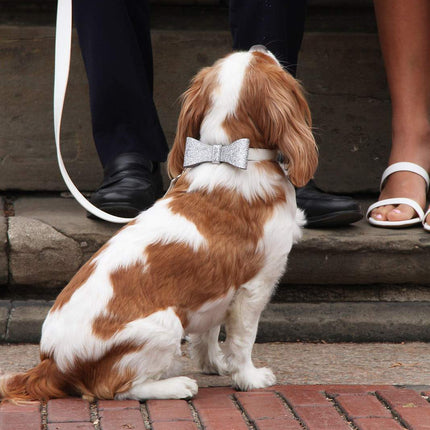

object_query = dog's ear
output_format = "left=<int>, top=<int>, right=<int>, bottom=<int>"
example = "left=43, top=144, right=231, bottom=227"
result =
left=167, top=67, right=214, bottom=178
left=259, top=65, right=318, bottom=187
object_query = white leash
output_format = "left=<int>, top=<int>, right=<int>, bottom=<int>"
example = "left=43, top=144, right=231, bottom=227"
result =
left=54, top=0, right=134, bottom=223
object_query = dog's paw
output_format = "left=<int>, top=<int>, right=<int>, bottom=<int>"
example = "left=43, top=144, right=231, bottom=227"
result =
left=169, top=376, right=199, bottom=399
left=232, top=366, right=276, bottom=391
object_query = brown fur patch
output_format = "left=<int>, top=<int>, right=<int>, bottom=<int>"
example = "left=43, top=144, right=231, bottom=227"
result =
left=64, top=343, right=140, bottom=399
left=1, top=359, right=70, bottom=402
left=167, top=64, right=219, bottom=178
left=91, top=172, right=286, bottom=339
left=222, top=52, right=318, bottom=187
left=2, top=343, right=141, bottom=402
left=51, top=259, right=96, bottom=312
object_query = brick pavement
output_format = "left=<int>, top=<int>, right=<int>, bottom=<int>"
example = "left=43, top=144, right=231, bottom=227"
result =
left=1, top=385, right=430, bottom=430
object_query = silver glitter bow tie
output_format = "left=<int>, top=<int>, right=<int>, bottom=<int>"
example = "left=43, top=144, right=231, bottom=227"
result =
left=183, top=137, right=251, bottom=170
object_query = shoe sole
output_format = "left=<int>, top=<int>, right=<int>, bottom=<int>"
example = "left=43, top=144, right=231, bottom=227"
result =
left=86, top=205, right=142, bottom=220
left=305, top=210, right=363, bottom=228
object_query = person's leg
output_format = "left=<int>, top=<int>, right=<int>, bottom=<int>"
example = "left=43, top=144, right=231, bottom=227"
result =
left=229, top=0, right=363, bottom=228
left=229, top=0, right=307, bottom=77
left=73, top=0, right=167, bottom=217
left=73, top=0, right=168, bottom=167
left=371, top=0, right=430, bottom=223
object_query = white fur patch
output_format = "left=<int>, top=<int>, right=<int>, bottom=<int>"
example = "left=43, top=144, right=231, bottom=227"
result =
left=200, top=52, right=252, bottom=145
left=185, top=162, right=284, bottom=202
left=185, top=288, right=236, bottom=334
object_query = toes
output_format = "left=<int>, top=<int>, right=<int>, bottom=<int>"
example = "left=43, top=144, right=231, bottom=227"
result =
left=371, top=204, right=395, bottom=221
left=386, top=204, right=417, bottom=222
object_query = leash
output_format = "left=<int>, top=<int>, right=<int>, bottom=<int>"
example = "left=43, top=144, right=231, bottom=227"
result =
left=54, top=1, right=281, bottom=223
left=54, top=0, right=134, bottom=223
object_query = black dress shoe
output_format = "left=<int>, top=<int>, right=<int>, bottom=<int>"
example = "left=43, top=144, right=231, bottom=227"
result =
left=296, top=180, right=363, bottom=228
left=88, top=153, right=164, bottom=219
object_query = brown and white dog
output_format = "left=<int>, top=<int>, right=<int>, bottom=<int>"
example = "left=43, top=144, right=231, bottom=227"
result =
left=0, top=46, right=317, bottom=402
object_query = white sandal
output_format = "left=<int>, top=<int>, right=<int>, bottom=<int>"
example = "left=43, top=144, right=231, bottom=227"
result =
left=423, top=208, right=430, bottom=231
left=367, top=162, right=429, bottom=228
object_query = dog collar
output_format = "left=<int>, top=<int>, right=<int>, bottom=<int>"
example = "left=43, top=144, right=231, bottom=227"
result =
left=183, top=137, right=277, bottom=170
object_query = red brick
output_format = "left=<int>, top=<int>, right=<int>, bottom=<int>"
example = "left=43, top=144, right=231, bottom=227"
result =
left=393, top=407, right=430, bottom=429
left=335, top=394, right=392, bottom=418
left=0, top=401, right=41, bottom=430
left=377, top=389, right=430, bottom=408
left=353, top=417, right=404, bottom=430
left=47, top=423, right=94, bottom=430
left=0, top=401, right=40, bottom=414
left=98, top=400, right=140, bottom=410
left=194, top=387, right=236, bottom=400
left=293, top=405, right=351, bottom=430
left=235, top=392, right=289, bottom=419
left=193, top=390, right=248, bottom=430
left=152, top=422, right=198, bottom=430
left=324, top=385, right=398, bottom=396
left=235, top=392, right=302, bottom=430
left=99, top=408, right=146, bottom=430
left=277, top=386, right=330, bottom=406
left=255, top=418, right=302, bottom=430
left=0, top=411, right=41, bottom=430
left=147, top=399, right=193, bottom=422
left=47, top=398, right=90, bottom=423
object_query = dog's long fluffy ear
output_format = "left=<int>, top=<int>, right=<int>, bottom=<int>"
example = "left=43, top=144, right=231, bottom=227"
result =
left=257, top=62, right=318, bottom=187
left=167, top=67, right=214, bottom=178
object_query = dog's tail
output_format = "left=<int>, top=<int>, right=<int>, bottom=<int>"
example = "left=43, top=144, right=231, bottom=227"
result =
left=0, top=358, right=69, bottom=402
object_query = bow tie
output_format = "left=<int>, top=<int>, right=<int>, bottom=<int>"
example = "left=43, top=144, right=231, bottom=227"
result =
left=183, top=137, right=277, bottom=170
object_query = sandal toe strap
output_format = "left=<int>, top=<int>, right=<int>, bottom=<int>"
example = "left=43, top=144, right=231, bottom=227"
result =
left=366, top=197, right=425, bottom=220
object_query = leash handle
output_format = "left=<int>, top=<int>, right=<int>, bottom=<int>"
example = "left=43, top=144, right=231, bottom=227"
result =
left=54, top=0, right=134, bottom=224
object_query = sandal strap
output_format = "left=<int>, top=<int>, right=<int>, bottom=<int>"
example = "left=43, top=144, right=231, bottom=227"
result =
left=366, top=197, right=425, bottom=220
left=381, top=162, right=430, bottom=191
left=423, top=208, right=430, bottom=228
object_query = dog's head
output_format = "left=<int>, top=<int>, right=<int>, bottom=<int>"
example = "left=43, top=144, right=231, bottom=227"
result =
left=168, top=46, right=318, bottom=187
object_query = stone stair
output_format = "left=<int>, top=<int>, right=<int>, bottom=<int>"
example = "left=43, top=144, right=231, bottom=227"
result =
left=1, top=1, right=430, bottom=344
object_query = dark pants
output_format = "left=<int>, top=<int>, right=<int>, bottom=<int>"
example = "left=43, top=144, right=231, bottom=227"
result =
left=229, top=0, right=307, bottom=77
left=73, top=0, right=307, bottom=166
left=73, top=0, right=168, bottom=167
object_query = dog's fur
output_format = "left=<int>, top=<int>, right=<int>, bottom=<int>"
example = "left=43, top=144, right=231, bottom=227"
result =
left=0, top=49, right=317, bottom=401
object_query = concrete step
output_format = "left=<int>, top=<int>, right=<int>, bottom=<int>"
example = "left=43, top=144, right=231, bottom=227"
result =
left=3, top=195, right=429, bottom=290
left=0, top=194, right=429, bottom=343
left=2, top=299, right=430, bottom=343
left=0, top=6, right=389, bottom=195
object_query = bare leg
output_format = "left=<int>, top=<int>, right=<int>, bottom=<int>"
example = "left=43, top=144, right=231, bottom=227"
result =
left=371, top=0, right=430, bottom=222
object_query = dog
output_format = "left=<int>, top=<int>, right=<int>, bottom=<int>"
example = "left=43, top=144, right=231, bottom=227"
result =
left=0, top=46, right=317, bottom=402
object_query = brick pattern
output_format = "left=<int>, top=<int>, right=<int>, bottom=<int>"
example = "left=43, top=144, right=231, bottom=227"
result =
left=1, top=385, right=430, bottom=429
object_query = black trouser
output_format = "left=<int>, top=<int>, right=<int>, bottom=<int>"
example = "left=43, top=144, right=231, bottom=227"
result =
left=73, top=0, right=307, bottom=166
left=73, top=0, right=168, bottom=167
left=229, top=0, right=307, bottom=77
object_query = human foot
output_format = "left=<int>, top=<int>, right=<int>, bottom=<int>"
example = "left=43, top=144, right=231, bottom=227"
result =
left=367, top=162, right=429, bottom=226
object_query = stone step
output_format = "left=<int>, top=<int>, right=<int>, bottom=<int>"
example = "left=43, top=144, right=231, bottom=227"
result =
left=1, top=194, right=429, bottom=343
left=0, top=5, right=389, bottom=195
left=2, top=299, right=430, bottom=343
left=2, top=195, right=429, bottom=290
